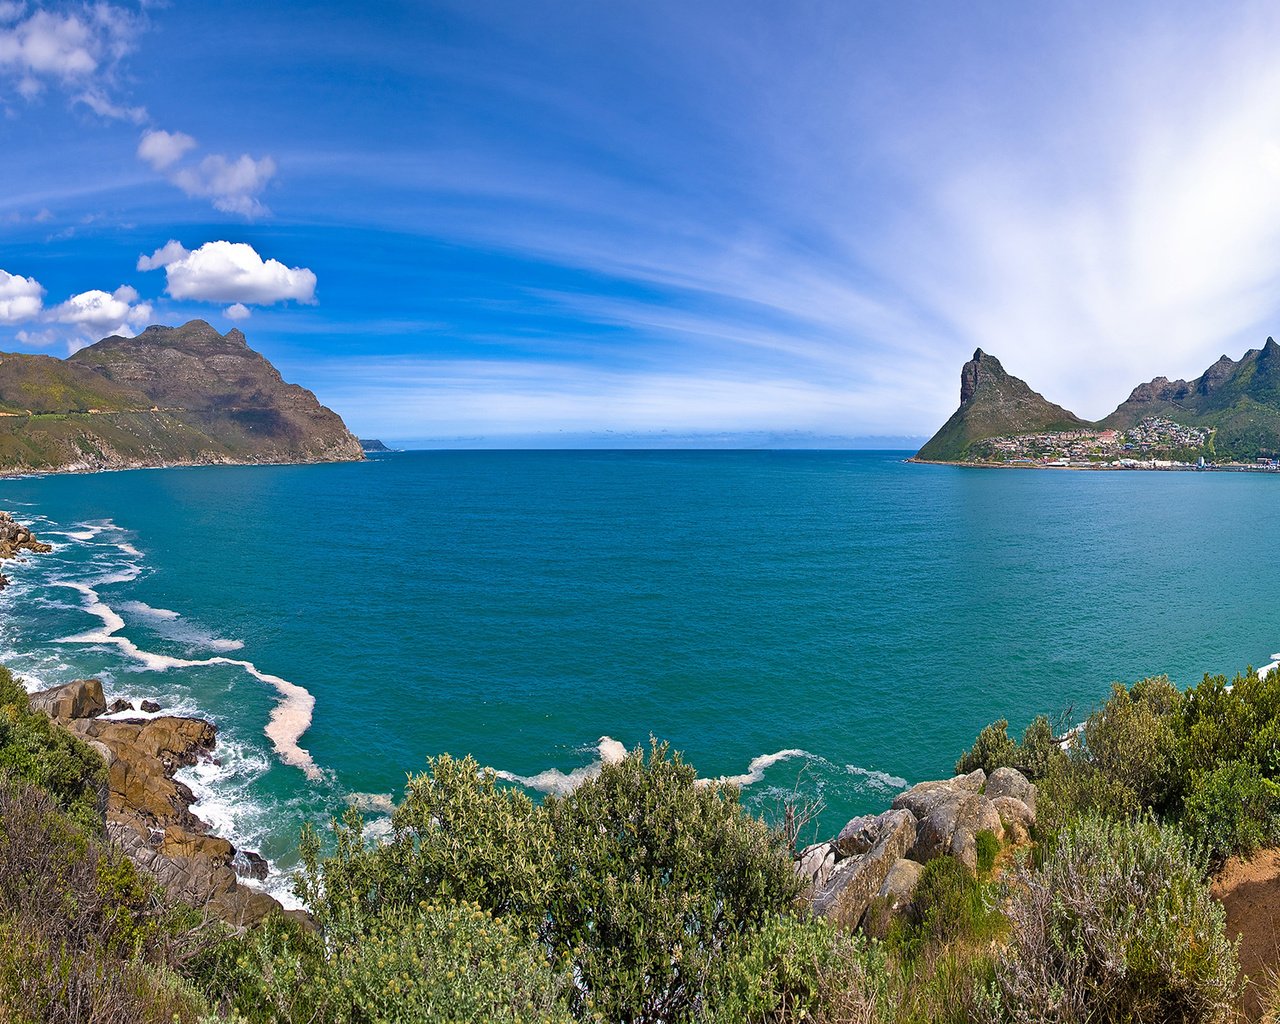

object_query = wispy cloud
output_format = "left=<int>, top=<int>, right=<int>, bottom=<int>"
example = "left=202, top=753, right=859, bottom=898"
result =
left=0, top=2, right=146, bottom=121
left=302, top=1, right=1280, bottom=432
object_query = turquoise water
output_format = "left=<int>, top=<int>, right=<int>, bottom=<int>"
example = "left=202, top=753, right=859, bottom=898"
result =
left=2, top=451, right=1278, bottom=900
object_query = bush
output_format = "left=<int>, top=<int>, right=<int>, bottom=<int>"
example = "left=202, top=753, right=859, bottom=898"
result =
left=1182, top=760, right=1280, bottom=865
left=298, top=740, right=801, bottom=1024
left=989, top=814, right=1240, bottom=1024
left=0, top=777, right=212, bottom=1022
left=705, top=914, right=887, bottom=1024
left=0, top=665, right=105, bottom=831
left=956, top=715, right=1064, bottom=781
left=905, top=858, right=991, bottom=947
left=956, top=719, right=1018, bottom=776
left=1081, top=679, right=1180, bottom=814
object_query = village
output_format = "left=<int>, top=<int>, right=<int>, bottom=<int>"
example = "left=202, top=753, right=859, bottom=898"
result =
left=968, top=417, right=1217, bottom=467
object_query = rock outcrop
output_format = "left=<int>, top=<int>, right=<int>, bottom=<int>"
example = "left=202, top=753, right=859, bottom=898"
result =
left=892, top=769, right=1006, bottom=872
left=31, top=680, right=282, bottom=928
left=28, top=678, right=107, bottom=720
left=804, top=766, right=1037, bottom=931
left=0, top=510, right=50, bottom=590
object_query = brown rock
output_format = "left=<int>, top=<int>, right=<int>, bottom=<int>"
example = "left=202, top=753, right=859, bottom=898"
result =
left=28, top=678, right=106, bottom=720
left=814, top=809, right=916, bottom=928
left=52, top=713, right=285, bottom=928
left=140, top=699, right=162, bottom=713
left=992, top=795, right=1035, bottom=845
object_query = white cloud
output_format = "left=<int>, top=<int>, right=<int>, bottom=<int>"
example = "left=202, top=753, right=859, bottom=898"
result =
left=140, top=240, right=316, bottom=306
left=136, top=238, right=189, bottom=271
left=0, top=4, right=145, bottom=120
left=137, top=128, right=196, bottom=171
left=224, top=302, right=251, bottom=321
left=0, top=268, right=43, bottom=323
left=170, top=153, right=277, bottom=216
left=51, top=284, right=152, bottom=338
left=16, top=328, right=58, bottom=347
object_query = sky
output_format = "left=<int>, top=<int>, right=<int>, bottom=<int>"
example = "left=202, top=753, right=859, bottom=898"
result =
left=5, top=1, right=1280, bottom=446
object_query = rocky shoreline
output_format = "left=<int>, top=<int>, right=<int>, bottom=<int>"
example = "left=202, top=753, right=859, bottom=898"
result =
left=1, top=511, right=284, bottom=928
left=30, top=677, right=286, bottom=926
left=0, top=510, right=51, bottom=589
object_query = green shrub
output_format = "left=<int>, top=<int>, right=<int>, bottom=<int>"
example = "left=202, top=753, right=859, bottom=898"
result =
left=905, top=858, right=990, bottom=948
left=975, top=830, right=999, bottom=876
left=1182, top=760, right=1280, bottom=865
left=956, top=719, right=1018, bottom=776
left=956, top=715, right=1064, bottom=781
left=705, top=914, right=887, bottom=1024
left=989, top=814, right=1240, bottom=1023
left=298, top=741, right=801, bottom=1024
left=0, top=665, right=105, bottom=831
left=1015, top=715, right=1061, bottom=781
left=1081, top=679, right=1180, bottom=814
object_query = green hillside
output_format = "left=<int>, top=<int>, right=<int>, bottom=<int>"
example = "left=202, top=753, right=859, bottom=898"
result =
left=0, top=321, right=362, bottom=474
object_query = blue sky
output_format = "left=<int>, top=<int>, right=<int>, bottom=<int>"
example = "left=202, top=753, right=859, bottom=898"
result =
left=5, top=1, right=1280, bottom=445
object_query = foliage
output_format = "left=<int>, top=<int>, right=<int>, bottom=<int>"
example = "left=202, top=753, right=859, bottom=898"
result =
left=1081, top=679, right=1180, bottom=813
left=297, top=741, right=801, bottom=1024
left=988, top=814, right=1239, bottom=1024
left=0, top=665, right=105, bottom=831
left=1182, top=759, right=1280, bottom=866
left=955, top=715, right=1063, bottom=781
left=904, top=858, right=994, bottom=948
left=0, top=777, right=214, bottom=1022
left=199, top=900, right=575, bottom=1024
left=975, top=830, right=999, bottom=876
left=955, top=719, right=1018, bottom=776
left=705, top=914, right=887, bottom=1024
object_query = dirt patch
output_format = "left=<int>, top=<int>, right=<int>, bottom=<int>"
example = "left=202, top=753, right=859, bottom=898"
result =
left=1213, top=849, right=1280, bottom=1021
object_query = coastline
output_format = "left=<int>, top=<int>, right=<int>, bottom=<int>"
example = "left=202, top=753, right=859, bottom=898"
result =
left=907, top=456, right=1280, bottom=473
left=0, top=508, right=303, bottom=920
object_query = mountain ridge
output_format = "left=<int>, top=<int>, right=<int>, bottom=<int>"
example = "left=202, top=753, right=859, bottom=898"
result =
left=0, top=320, right=362, bottom=474
left=918, top=339, right=1280, bottom=463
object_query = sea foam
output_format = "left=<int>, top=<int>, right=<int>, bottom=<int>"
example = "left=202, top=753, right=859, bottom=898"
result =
left=51, top=533, right=323, bottom=781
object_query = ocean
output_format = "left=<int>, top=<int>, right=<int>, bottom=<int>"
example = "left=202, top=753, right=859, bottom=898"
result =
left=1, top=450, right=1277, bottom=903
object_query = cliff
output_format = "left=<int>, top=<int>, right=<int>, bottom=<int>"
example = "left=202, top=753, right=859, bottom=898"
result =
left=0, top=320, right=362, bottom=474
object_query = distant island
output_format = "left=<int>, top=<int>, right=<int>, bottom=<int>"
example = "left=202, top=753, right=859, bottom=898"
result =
left=0, top=320, right=362, bottom=475
left=915, top=341, right=1280, bottom=467
left=359, top=438, right=393, bottom=453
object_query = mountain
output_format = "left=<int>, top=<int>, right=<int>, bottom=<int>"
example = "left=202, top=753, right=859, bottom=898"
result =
left=915, top=349, right=1089, bottom=461
left=360, top=438, right=392, bottom=453
left=1100, top=338, right=1280, bottom=460
left=0, top=320, right=362, bottom=474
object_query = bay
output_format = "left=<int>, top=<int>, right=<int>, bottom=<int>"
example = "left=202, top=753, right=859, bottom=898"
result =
left=1, top=451, right=1275, bottom=899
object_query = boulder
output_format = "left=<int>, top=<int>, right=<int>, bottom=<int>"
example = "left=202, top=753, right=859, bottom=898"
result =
left=986, top=766, right=1036, bottom=815
left=795, top=842, right=838, bottom=895
left=834, top=808, right=918, bottom=859
left=233, top=849, right=271, bottom=881
left=29, top=678, right=106, bottom=721
left=107, top=698, right=135, bottom=714
left=893, top=774, right=1004, bottom=871
left=992, top=795, right=1035, bottom=845
left=140, top=699, right=162, bottom=713
left=878, top=857, right=923, bottom=910
left=814, top=809, right=916, bottom=928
